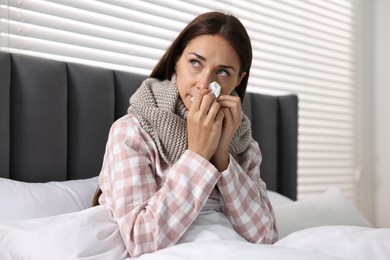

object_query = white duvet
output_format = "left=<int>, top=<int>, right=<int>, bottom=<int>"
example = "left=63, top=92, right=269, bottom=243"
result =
left=1, top=204, right=389, bottom=260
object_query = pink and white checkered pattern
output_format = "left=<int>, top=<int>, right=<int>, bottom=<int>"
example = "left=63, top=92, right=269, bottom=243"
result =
left=99, top=113, right=278, bottom=257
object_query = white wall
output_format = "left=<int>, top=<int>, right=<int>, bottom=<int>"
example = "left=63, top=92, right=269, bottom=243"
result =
left=357, top=0, right=375, bottom=225
left=373, top=0, right=390, bottom=227
left=358, top=0, right=390, bottom=228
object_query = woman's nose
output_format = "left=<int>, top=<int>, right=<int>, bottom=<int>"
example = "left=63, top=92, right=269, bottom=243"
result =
left=197, top=74, right=213, bottom=89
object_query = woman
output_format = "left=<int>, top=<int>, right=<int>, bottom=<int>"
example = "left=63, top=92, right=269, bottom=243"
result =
left=96, top=11, right=278, bottom=257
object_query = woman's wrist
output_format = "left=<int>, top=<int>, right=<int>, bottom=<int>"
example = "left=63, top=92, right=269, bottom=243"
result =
left=211, top=150, right=230, bottom=172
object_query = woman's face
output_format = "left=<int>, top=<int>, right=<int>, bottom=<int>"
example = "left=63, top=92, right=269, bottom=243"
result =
left=175, top=34, right=246, bottom=109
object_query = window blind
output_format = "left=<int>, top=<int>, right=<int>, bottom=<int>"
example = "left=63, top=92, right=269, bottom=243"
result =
left=0, top=0, right=359, bottom=202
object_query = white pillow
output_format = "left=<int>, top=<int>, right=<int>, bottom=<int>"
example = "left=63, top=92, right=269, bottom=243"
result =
left=0, top=176, right=98, bottom=221
left=267, top=190, right=294, bottom=207
left=0, top=205, right=129, bottom=260
left=274, top=186, right=372, bottom=239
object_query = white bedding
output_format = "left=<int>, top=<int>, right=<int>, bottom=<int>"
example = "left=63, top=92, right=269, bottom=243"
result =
left=134, top=225, right=390, bottom=260
left=1, top=204, right=388, bottom=260
left=1, top=178, right=389, bottom=260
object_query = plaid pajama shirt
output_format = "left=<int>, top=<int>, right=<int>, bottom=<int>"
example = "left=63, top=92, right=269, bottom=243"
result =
left=98, top=113, right=278, bottom=257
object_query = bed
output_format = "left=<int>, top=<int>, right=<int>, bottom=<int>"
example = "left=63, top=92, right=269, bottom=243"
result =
left=0, top=51, right=389, bottom=259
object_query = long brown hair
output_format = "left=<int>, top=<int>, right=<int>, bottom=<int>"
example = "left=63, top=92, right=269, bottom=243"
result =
left=150, top=11, right=252, bottom=102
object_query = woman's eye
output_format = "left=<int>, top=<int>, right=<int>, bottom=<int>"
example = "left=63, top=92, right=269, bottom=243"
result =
left=217, top=69, right=229, bottom=77
left=190, top=59, right=201, bottom=68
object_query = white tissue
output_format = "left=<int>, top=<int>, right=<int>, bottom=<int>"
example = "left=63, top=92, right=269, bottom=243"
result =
left=191, top=81, right=221, bottom=102
left=209, top=81, right=221, bottom=98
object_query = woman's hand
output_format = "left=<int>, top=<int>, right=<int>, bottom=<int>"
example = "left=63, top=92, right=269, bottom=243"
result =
left=187, top=90, right=224, bottom=161
left=211, top=95, right=242, bottom=171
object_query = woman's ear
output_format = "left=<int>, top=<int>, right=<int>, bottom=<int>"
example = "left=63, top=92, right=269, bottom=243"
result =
left=236, top=71, right=247, bottom=86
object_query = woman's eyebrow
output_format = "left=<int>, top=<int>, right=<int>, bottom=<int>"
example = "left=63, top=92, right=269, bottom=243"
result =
left=189, top=52, right=236, bottom=72
left=219, top=65, right=236, bottom=72
left=189, top=52, right=206, bottom=61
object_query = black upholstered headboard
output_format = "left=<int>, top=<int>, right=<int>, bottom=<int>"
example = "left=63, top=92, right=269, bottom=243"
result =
left=0, top=52, right=298, bottom=200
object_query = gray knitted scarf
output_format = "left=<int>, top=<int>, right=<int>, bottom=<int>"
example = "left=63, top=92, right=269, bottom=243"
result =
left=128, top=74, right=252, bottom=165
